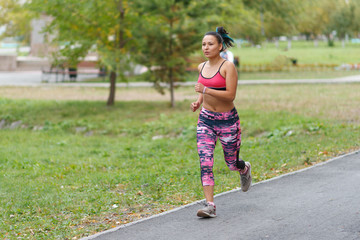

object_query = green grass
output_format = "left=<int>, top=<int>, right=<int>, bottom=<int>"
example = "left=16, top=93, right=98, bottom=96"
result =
left=233, top=40, right=360, bottom=65
left=1, top=84, right=360, bottom=239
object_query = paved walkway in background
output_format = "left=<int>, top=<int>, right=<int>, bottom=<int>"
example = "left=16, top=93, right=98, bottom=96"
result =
left=82, top=151, right=360, bottom=240
left=0, top=71, right=96, bottom=86
left=0, top=71, right=360, bottom=87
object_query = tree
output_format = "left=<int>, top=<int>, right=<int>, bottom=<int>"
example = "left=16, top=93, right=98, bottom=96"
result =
left=328, top=1, right=356, bottom=47
left=297, top=0, right=336, bottom=46
left=29, top=0, right=138, bottom=106
left=134, top=0, right=220, bottom=108
left=243, top=0, right=304, bottom=47
left=353, top=1, right=360, bottom=37
left=0, top=0, right=34, bottom=44
left=214, top=0, right=263, bottom=45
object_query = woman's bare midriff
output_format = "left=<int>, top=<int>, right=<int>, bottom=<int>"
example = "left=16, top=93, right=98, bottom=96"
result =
left=202, top=94, right=234, bottom=112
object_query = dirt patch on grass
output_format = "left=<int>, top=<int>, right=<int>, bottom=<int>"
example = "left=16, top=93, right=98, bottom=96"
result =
left=1, top=84, right=359, bottom=122
left=236, top=84, right=360, bottom=123
left=0, top=86, right=195, bottom=102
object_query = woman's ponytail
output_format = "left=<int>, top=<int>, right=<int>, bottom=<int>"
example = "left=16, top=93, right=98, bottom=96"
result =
left=216, top=27, right=235, bottom=50
left=204, top=26, right=235, bottom=52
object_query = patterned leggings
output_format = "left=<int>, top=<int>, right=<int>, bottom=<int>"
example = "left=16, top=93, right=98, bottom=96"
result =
left=197, top=107, right=243, bottom=186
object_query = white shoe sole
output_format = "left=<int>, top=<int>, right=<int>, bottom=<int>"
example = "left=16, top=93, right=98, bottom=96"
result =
left=197, top=210, right=217, bottom=218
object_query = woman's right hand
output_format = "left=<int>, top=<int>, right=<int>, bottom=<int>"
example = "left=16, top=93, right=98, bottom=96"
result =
left=191, top=101, right=201, bottom=112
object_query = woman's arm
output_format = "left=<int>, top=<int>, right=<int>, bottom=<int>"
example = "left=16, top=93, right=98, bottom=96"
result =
left=191, top=94, right=203, bottom=112
left=191, top=62, right=206, bottom=112
left=195, top=61, right=238, bottom=102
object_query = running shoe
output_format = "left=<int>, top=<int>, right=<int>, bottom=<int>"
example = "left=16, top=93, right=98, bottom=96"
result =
left=240, top=162, right=252, bottom=192
left=196, top=202, right=216, bottom=218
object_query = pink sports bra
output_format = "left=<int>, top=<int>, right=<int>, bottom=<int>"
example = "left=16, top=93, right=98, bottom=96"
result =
left=197, top=60, right=226, bottom=91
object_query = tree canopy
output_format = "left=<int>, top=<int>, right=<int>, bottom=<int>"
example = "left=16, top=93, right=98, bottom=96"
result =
left=134, top=0, right=219, bottom=107
left=0, top=0, right=33, bottom=43
left=2, top=0, right=360, bottom=105
left=29, top=0, right=139, bottom=105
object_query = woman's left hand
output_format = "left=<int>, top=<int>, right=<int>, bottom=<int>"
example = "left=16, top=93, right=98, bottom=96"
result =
left=195, top=83, right=205, bottom=94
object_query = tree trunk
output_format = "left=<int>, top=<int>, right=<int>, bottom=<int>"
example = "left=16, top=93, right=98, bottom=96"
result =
left=326, top=34, right=334, bottom=47
left=314, top=38, right=318, bottom=47
left=287, top=39, right=292, bottom=50
left=260, top=12, right=265, bottom=36
left=169, top=20, right=175, bottom=108
left=106, top=0, right=125, bottom=106
left=107, top=71, right=116, bottom=106
left=260, top=3, right=265, bottom=36
left=275, top=38, right=279, bottom=48
left=169, top=68, right=175, bottom=108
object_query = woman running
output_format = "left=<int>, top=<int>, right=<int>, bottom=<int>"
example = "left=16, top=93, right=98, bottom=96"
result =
left=191, top=27, right=252, bottom=218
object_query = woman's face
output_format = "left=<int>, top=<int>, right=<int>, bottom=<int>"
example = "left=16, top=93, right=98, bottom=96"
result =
left=202, top=35, right=222, bottom=58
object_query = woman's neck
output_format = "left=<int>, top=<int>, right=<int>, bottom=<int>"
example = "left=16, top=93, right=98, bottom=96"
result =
left=207, top=55, right=223, bottom=66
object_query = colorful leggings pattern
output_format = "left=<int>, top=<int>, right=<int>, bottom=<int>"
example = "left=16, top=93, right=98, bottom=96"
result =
left=197, top=107, right=242, bottom=186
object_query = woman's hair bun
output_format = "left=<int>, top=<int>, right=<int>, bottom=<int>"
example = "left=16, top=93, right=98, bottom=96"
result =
left=216, top=26, right=234, bottom=49
left=216, top=27, right=228, bottom=35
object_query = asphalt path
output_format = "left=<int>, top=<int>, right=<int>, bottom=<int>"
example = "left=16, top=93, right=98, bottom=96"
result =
left=83, top=151, right=360, bottom=240
left=1, top=71, right=360, bottom=87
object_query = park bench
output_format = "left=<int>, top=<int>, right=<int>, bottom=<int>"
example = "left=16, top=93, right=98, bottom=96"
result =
left=41, top=66, right=107, bottom=83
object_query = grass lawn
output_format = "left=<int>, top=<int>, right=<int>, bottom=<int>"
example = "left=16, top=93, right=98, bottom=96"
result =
left=1, top=84, right=360, bottom=239
left=233, top=40, right=360, bottom=65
